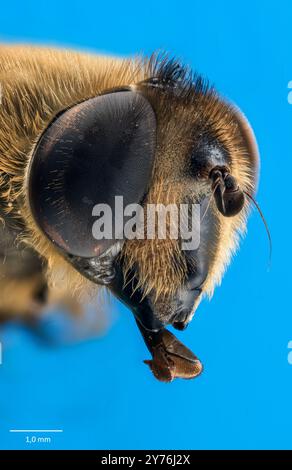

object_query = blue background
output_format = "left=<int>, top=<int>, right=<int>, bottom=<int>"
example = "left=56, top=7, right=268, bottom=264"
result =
left=0, top=0, right=291, bottom=450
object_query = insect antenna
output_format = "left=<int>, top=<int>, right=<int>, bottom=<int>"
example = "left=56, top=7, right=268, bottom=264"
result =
left=244, top=191, right=272, bottom=268
left=201, top=181, right=220, bottom=222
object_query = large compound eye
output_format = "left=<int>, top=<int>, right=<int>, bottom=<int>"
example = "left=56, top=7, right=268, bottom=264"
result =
left=28, top=91, right=156, bottom=258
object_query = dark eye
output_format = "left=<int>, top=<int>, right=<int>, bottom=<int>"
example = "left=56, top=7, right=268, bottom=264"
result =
left=28, top=91, right=156, bottom=258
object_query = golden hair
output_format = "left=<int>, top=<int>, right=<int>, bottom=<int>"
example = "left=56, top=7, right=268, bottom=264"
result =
left=0, top=45, right=258, bottom=315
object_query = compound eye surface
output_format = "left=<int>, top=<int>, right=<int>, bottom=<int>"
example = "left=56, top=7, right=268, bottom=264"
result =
left=28, top=91, right=156, bottom=258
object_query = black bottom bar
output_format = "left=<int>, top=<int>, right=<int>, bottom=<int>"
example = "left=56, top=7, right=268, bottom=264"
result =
left=0, top=450, right=292, bottom=464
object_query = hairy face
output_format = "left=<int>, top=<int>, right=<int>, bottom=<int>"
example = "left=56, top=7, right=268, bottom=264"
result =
left=22, top=51, right=258, bottom=332
left=120, top=59, right=258, bottom=327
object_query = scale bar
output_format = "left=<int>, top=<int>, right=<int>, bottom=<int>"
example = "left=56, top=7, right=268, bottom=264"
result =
left=9, top=430, right=63, bottom=433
